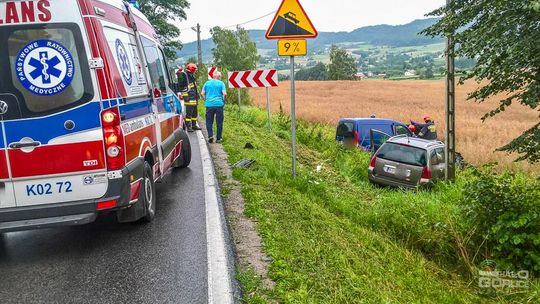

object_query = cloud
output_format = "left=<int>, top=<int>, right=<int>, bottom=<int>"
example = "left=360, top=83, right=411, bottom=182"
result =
left=175, top=0, right=445, bottom=43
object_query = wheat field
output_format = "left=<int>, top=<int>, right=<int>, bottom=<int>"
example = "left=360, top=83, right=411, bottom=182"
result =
left=249, top=80, right=539, bottom=173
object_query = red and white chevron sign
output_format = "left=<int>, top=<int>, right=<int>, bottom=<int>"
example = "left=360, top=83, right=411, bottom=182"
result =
left=228, top=70, right=278, bottom=88
left=208, top=66, right=218, bottom=79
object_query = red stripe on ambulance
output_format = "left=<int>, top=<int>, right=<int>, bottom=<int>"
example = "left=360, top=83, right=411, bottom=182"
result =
left=0, top=151, right=9, bottom=180
left=77, top=0, right=91, bottom=15
left=88, top=0, right=155, bottom=38
left=83, top=17, right=114, bottom=100
left=8, top=141, right=106, bottom=178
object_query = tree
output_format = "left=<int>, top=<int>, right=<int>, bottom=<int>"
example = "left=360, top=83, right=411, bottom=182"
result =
left=420, top=64, right=435, bottom=79
left=211, top=27, right=259, bottom=71
left=296, top=62, right=328, bottom=81
left=328, top=45, right=357, bottom=80
left=138, top=0, right=189, bottom=60
left=423, top=1, right=540, bottom=163
left=210, top=26, right=259, bottom=105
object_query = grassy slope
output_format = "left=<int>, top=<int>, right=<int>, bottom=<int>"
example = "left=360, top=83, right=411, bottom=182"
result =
left=214, top=105, right=538, bottom=303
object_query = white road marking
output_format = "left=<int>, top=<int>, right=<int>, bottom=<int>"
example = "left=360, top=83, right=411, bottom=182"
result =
left=197, top=130, right=234, bottom=304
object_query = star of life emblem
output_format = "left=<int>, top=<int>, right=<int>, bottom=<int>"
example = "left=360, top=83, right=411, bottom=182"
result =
left=15, top=39, right=75, bottom=96
left=115, top=39, right=132, bottom=85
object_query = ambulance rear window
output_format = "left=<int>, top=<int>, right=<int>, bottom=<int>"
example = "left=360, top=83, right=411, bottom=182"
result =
left=0, top=23, right=93, bottom=119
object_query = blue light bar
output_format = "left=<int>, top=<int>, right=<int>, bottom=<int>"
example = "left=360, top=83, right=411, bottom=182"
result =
left=128, top=0, right=140, bottom=9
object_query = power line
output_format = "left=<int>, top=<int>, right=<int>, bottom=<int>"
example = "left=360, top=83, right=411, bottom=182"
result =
left=221, top=10, right=276, bottom=29
left=178, top=10, right=276, bottom=32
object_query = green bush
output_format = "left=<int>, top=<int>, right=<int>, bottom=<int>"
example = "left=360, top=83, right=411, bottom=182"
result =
left=461, top=167, right=540, bottom=274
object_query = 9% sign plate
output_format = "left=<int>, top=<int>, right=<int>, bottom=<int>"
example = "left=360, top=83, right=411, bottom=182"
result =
left=278, top=39, right=307, bottom=56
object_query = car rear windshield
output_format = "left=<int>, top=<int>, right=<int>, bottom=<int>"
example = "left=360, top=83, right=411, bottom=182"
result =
left=376, top=143, right=427, bottom=167
left=0, top=23, right=93, bottom=119
left=336, top=121, right=355, bottom=137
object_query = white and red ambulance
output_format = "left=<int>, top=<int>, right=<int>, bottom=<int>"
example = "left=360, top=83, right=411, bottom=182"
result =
left=0, top=0, right=191, bottom=232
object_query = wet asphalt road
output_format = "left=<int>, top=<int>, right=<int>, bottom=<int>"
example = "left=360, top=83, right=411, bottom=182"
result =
left=0, top=133, right=209, bottom=304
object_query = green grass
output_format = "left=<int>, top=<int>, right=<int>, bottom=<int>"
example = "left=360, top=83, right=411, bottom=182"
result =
left=214, top=105, right=539, bottom=303
left=388, top=75, right=446, bottom=81
left=393, top=42, right=446, bottom=55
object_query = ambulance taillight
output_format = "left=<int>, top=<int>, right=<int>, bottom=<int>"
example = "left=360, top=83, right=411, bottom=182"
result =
left=101, top=108, right=126, bottom=170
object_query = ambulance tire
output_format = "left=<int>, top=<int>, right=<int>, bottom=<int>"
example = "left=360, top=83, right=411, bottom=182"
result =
left=177, top=130, right=191, bottom=168
left=141, top=162, right=156, bottom=222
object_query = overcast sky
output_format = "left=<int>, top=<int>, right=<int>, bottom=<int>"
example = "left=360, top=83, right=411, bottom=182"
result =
left=175, top=0, right=446, bottom=43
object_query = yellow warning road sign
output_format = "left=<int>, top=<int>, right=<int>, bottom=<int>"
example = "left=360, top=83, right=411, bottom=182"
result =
left=266, top=0, right=318, bottom=40
left=278, top=39, right=307, bottom=56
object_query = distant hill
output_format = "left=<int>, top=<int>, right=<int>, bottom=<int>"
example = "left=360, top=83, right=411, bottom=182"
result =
left=177, top=18, right=442, bottom=61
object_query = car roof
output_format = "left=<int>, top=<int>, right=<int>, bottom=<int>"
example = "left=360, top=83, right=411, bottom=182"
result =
left=339, top=118, right=404, bottom=124
left=387, top=136, right=445, bottom=149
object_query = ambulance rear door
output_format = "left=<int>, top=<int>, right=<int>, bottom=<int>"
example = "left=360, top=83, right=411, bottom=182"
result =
left=0, top=1, right=108, bottom=207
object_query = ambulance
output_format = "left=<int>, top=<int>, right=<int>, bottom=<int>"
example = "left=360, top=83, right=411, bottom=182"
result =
left=0, top=0, right=192, bottom=232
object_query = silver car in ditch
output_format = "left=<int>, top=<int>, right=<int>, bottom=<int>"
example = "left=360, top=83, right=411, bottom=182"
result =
left=368, top=135, right=446, bottom=188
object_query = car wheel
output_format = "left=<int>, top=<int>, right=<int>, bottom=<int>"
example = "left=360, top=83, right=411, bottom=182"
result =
left=141, top=162, right=156, bottom=222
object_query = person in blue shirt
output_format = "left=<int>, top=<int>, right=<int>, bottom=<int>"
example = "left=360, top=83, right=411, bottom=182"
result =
left=201, top=71, right=227, bottom=143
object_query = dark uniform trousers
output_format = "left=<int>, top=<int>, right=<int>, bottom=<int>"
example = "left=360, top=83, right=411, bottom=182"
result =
left=183, top=98, right=198, bottom=127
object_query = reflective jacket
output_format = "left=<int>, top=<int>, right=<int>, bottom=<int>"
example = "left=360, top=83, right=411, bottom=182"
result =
left=178, top=71, right=199, bottom=106
left=414, top=121, right=438, bottom=140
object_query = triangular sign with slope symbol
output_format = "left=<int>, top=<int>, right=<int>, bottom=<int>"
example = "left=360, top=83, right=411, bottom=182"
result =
left=266, top=0, right=318, bottom=39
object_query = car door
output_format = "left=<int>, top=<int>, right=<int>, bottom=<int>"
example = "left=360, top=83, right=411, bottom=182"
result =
left=429, top=148, right=446, bottom=180
left=369, top=129, right=391, bottom=154
left=141, top=37, right=176, bottom=173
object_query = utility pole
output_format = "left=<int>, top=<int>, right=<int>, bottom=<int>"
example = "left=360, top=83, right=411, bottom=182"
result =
left=192, top=23, right=203, bottom=68
left=236, top=25, right=242, bottom=112
left=445, top=0, right=456, bottom=180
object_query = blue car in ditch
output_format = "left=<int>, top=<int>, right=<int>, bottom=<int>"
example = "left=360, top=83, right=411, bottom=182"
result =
left=336, top=117, right=413, bottom=151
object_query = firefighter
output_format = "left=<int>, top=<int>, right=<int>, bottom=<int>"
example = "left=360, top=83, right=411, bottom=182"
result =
left=411, top=116, right=438, bottom=140
left=178, top=63, right=201, bottom=132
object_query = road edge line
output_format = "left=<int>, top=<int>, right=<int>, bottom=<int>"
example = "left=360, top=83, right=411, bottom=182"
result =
left=197, top=130, right=235, bottom=304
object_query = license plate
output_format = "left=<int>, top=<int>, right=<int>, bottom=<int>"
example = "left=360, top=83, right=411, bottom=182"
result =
left=13, top=173, right=108, bottom=207
left=25, top=181, right=73, bottom=197
left=383, top=166, right=396, bottom=174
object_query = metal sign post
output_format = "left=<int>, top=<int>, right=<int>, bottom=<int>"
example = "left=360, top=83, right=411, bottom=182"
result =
left=266, top=87, right=271, bottom=129
left=237, top=88, right=241, bottom=113
left=445, top=0, right=456, bottom=181
left=290, top=56, right=297, bottom=177
left=266, top=0, right=317, bottom=177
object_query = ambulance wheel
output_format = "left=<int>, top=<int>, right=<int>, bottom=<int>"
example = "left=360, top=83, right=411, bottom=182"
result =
left=177, top=130, right=191, bottom=168
left=141, top=162, right=156, bottom=222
